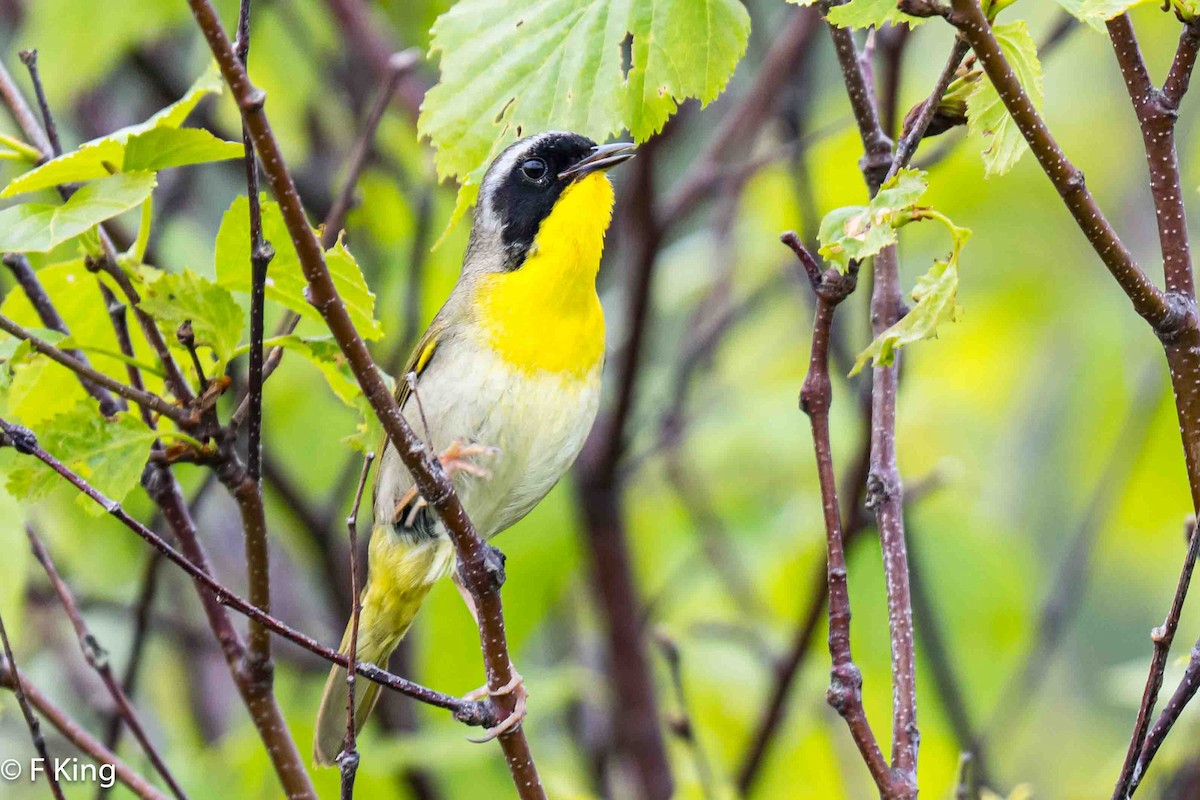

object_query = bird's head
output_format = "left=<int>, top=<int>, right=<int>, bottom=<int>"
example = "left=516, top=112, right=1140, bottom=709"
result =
left=466, top=132, right=635, bottom=275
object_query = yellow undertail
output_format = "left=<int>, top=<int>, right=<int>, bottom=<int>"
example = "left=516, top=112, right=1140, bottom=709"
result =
left=313, top=529, right=454, bottom=766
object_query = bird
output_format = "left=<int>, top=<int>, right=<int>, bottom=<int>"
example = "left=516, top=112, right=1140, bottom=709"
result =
left=313, top=132, right=635, bottom=766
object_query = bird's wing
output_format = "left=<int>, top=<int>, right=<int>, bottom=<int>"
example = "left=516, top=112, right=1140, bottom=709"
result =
left=370, top=314, right=446, bottom=510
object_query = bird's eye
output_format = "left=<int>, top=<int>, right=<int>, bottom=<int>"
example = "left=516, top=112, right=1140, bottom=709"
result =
left=520, top=158, right=548, bottom=182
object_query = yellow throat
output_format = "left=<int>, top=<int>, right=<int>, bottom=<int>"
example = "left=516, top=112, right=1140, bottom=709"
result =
left=474, top=171, right=612, bottom=376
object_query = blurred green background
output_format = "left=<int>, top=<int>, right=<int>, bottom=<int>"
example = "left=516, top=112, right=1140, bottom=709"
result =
left=2, top=1, right=1200, bottom=798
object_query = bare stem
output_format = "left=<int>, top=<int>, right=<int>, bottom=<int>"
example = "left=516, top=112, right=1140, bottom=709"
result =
left=0, top=314, right=197, bottom=427
left=181, top=2, right=545, bottom=794
left=791, top=232, right=894, bottom=793
left=0, top=661, right=168, bottom=800
left=25, top=524, right=189, bottom=800
left=2, top=253, right=123, bottom=415
left=947, top=0, right=1176, bottom=332
left=0, top=419, right=494, bottom=726
left=17, top=50, right=62, bottom=156
left=0, top=606, right=67, bottom=800
left=340, top=452, right=375, bottom=800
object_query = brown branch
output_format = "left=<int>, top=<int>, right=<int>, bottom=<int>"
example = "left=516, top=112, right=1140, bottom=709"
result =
left=889, top=37, right=970, bottom=180
left=0, top=58, right=53, bottom=158
left=0, top=314, right=197, bottom=426
left=340, top=452, right=374, bottom=800
left=1106, top=14, right=1194, bottom=297
left=1133, top=561, right=1200, bottom=797
left=2, top=253, right=123, bottom=415
left=2, top=51, right=195, bottom=404
left=0, top=420, right=494, bottom=725
left=736, top=412, right=873, bottom=795
left=821, top=11, right=893, bottom=193
left=232, top=0, right=277, bottom=696
left=180, top=4, right=544, bottom=795
left=96, top=281, right=154, bottom=428
left=0, top=661, right=168, bottom=800
left=237, top=0, right=274, bottom=487
left=1115, top=516, right=1200, bottom=799
left=946, top=0, right=1176, bottom=333
left=790, top=232, right=893, bottom=792
left=866, top=242, right=919, bottom=795
left=17, top=50, right=62, bottom=156
left=229, top=49, right=415, bottom=428
left=24, top=524, right=189, bottom=800
left=0, top=606, right=67, bottom=800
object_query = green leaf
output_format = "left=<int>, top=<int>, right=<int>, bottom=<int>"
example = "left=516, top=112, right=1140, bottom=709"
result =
left=824, top=0, right=930, bottom=28
left=138, top=270, right=244, bottom=370
left=965, top=20, right=1044, bottom=176
left=343, top=369, right=397, bottom=454
left=1053, top=0, right=1156, bottom=30
left=255, top=334, right=360, bottom=404
left=850, top=221, right=973, bottom=375
left=0, top=328, right=65, bottom=362
left=5, top=405, right=156, bottom=513
left=122, top=127, right=243, bottom=173
left=817, top=168, right=929, bottom=271
left=419, top=0, right=750, bottom=223
left=214, top=196, right=384, bottom=340
left=1, top=63, right=234, bottom=198
left=0, top=172, right=157, bottom=252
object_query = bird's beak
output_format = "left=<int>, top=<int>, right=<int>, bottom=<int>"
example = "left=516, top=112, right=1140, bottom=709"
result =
left=558, top=142, right=636, bottom=180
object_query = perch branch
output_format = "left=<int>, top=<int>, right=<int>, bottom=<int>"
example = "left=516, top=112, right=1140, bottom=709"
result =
left=177, top=5, right=548, bottom=794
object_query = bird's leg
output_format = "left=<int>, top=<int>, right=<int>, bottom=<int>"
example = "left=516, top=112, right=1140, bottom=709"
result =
left=390, top=439, right=500, bottom=524
left=455, top=562, right=528, bottom=740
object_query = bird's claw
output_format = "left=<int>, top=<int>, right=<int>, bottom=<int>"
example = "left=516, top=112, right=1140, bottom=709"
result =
left=465, top=670, right=528, bottom=743
left=391, top=439, right=500, bottom=524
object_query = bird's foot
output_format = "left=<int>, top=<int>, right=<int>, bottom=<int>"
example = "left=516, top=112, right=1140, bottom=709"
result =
left=466, top=670, right=528, bottom=743
left=391, top=440, right=500, bottom=524
left=438, top=439, right=501, bottom=480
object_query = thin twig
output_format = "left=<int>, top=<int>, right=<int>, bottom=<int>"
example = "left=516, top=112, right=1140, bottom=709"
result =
left=339, top=452, right=375, bottom=800
left=1115, top=516, right=1200, bottom=798
left=24, top=524, right=189, bottom=800
left=228, top=49, right=416, bottom=428
left=0, top=58, right=52, bottom=158
left=234, top=0, right=276, bottom=682
left=0, top=417, right=495, bottom=727
left=96, top=282, right=154, bottom=427
left=0, top=606, right=67, bottom=800
left=790, top=232, right=893, bottom=794
left=0, top=662, right=170, bottom=800
left=0, top=314, right=197, bottom=427
left=946, top=0, right=1175, bottom=332
left=2, top=253, right=123, bottom=415
left=17, top=50, right=61, bottom=156
left=888, top=37, right=969, bottom=180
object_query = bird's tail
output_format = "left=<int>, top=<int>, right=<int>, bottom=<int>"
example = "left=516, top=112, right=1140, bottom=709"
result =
left=313, top=530, right=453, bottom=767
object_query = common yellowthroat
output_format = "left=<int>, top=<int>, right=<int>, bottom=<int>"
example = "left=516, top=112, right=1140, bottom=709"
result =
left=313, top=132, right=635, bottom=765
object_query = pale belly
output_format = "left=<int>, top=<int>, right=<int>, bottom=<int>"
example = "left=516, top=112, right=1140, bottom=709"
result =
left=373, top=340, right=602, bottom=541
